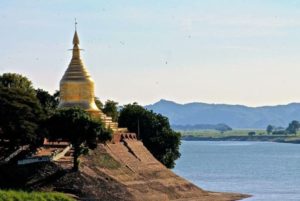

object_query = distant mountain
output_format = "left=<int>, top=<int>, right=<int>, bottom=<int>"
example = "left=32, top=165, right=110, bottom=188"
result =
left=145, top=99, right=300, bottom=129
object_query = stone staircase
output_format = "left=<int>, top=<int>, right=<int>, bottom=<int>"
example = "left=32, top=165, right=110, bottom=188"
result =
left=91, top=109, right=138, bottom=143
left=98, top=111, right=128, bottom=133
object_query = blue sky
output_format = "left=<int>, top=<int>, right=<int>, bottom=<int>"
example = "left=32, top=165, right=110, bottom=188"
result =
left=1, top=0, right=300, bottom=106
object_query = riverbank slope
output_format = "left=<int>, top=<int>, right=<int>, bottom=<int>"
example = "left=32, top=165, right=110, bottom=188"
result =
left=0, top=141, right=249, bottom=201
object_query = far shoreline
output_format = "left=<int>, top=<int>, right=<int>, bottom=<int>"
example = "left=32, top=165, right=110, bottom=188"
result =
left=181, top=135, right=300, bottom=144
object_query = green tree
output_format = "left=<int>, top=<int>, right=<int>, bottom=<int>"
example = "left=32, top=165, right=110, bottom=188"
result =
left=0, top=73, right=36, bottom=96
left=248, top=131, right=256, bottom=136
left=103, top=100, right=118, bottom=122
left=0, top=86, right=44, bottom=149
left=215, top=124, right=232, bottom=133
left=44, top=108, right=103, bottom=171
left=36, top=89, right=59, bottom=116
left=286, top=120, right=300, bottom=135
left=118, top=103, right=181, bottom=168
left=53, top=90, right=60, bottom=104
left=0, top=73, right=45, bottom=149
left=266, top=125, right=274, bottom=134
left=95, top=97, right=103, bottom=110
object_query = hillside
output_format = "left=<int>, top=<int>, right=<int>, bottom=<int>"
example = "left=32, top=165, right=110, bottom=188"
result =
left=145, top=99, right=300, bottom=129
left=0, top=141, right=248, bottom=201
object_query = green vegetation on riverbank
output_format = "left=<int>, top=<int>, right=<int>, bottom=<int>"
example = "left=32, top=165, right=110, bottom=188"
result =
left=0, top=190, right=75, bottom=201
left=0, top=72, right=180, bottom=169
left=180, top=129, right=300, bottom=143
left=180, top=129, right=267, bottom=137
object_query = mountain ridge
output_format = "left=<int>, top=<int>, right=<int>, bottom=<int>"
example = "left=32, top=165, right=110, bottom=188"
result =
left=145, top=99, right=300, bottom=129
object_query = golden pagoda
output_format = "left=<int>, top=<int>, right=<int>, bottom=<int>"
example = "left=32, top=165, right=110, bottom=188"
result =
left=58, top=25, right=128, bottom=136
left=58, top=29, right=100, bottom=114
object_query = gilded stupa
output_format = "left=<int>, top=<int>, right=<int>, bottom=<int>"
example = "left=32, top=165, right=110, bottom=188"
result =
left=58, top=28, right=99, bottom=114
left=58, top=25, right=128, bottom=135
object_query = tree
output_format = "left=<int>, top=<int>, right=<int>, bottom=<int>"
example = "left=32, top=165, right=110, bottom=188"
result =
left=36, top=89, right=59, bottom=116
left=95, top=97, right=103, bottom=110
left=215, top=124, right=232, bottom=133
left=53, top=90, right=60, bottom=104
left=272, top=130, right=286, bottom=135
left=0, top=73, right=45, bottom=149
left=44, top=108, right=104, bottom=171
left=0, top=73, right=36, bottom=96
left=103, top=100, right=119, bottom=122
left=0, top=86, right=44, bottom=149
left=286, top=120, right=300, bottom=135
left=118, top=103, right=181, bottom=168
left=266, top=125, right=274, bottom=134
left=248, top=131, right=256, bottom=136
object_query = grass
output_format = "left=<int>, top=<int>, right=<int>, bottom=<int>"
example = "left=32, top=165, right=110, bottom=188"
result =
left=0, top=190, right=75, bottom=201
left=93, top=153, right=121, bottom=169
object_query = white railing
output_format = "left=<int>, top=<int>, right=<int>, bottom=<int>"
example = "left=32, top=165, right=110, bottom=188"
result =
left=17, top=145, right=72, bottom=165
left=2, top=145, right=29, bottom=163
left=52, top=145, right=71, bottom=161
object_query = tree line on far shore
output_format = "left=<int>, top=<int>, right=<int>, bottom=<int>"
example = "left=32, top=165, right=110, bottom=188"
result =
left=172, top=123, right=232, bottom=133
left=0, top=72, right=181, bottom=170
left=266, top=120, right=300, bottom=135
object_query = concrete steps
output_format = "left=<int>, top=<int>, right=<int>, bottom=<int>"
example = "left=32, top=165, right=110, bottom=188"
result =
left=98, top=112, right=121, bottom=132
left=116, top=128, right=128, bottom=133
left=95, top=110, right=130, bottom=140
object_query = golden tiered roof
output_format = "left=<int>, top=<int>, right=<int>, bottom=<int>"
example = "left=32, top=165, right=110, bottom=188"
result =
left=58, top=27, right=129, bottom=134
left=58, top=30, right=100, bottom=112
left=61, top=31, right=91, bottom=82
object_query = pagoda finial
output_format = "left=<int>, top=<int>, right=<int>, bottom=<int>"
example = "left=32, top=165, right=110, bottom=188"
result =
left=75, top=18, right=77, bottom=31
left=71, top=19, right=81, bottom=59
left=73, top=19, right=80, bottom=45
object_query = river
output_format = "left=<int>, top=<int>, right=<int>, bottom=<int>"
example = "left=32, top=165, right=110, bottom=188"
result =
left=173, top=141, right=300, bottom=201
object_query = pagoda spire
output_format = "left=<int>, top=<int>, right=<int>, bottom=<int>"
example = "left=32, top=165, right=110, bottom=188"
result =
left=73, top=19, right=80, bottom=45
left=71, top=31, right=80, bottom=59
left=58, top=23, right=99, bottom=112
left=72, top=19, right=81, bottom=59
left=73, top=31, right=80, bottom=45
left=60, top=21, right=90, bottom=82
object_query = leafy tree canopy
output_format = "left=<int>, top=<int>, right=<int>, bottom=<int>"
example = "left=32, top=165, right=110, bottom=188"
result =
left=266, top=125, right=274, bottom=134
left=0, top=73, right=36, bottom=96
left=118, top=103, right=181, bottom=168
left=0, top=86, right=44, bottom=149
left=286, top=120, right=300, bottom=135
left=95, top=97, right=103, bottom=110
left=215, top=124, right=232, bottom=133
left=36, top=89, right=59, bottom=116
left=103, top=100, right=119, bottom=122
left=44, top=108, right=109, bottom=170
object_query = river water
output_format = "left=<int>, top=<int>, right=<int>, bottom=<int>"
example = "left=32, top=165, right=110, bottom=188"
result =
left=173, top=141, right=300, bottom=201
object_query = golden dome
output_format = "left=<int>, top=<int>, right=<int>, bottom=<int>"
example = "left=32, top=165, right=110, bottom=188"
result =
left=58, top=30, right=100, bottom=112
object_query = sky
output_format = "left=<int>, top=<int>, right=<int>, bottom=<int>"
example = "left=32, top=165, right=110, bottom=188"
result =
left=1, top=0, right=300, bottom=106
